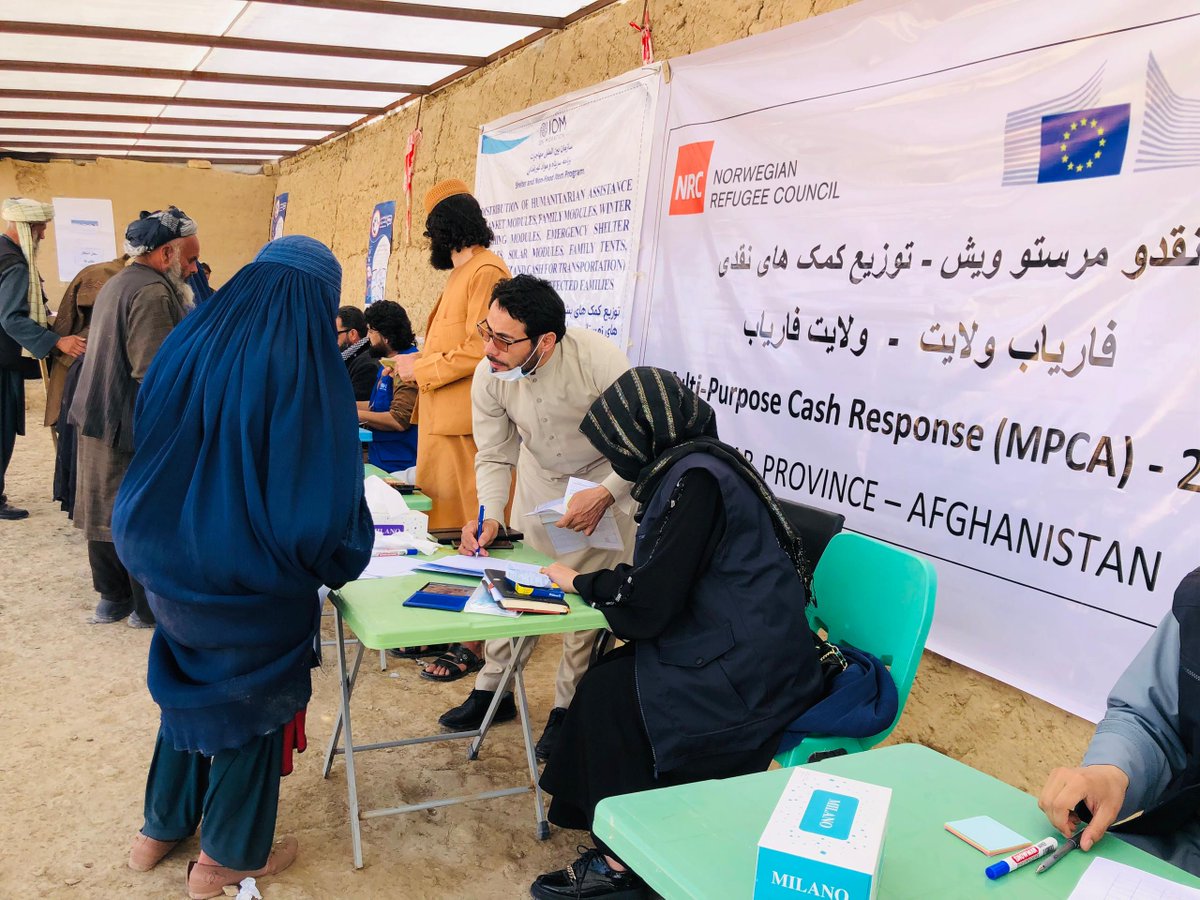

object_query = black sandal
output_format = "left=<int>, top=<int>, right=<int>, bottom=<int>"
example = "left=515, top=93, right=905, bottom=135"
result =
left=419, top=644, right=484, bottom=682
left=386, top=644, right=450, bottom=660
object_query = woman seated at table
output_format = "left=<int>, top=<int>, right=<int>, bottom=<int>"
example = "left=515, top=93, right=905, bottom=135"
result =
left=532, top=367, right=825, bottom=900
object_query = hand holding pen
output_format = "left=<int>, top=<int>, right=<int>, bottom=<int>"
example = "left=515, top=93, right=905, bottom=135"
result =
left=1036, top=827, right=1084, bottom=873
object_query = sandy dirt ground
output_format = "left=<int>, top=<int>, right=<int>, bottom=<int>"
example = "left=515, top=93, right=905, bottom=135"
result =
left=0, top=382, right=615, bottom=899
left=0, top=380, right=1095, bottom=899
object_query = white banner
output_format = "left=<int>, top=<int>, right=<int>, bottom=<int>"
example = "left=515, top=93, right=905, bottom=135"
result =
left=638, top=0, right=1200, bottom=721
left=475, top=66, right=662, bottom=348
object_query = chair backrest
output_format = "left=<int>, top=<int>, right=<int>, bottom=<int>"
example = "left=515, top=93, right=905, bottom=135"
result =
left=806, top=532, right=937, bottom=744
left=779, top=499, right=845, bottom=569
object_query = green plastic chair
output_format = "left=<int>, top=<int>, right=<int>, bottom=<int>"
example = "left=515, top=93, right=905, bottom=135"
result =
left=774, top=531, right=937, bottom=767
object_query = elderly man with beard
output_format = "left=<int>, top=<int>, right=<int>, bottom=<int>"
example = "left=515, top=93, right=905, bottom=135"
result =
left=70, top=207, right=199, bottom=628
left=386, top=179, right=511, bottom=530
left=0, top=198, right=87, bottom=520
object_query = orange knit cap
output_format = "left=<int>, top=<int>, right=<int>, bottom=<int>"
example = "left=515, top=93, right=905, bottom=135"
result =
left=423, top=178, right=472, bottom=215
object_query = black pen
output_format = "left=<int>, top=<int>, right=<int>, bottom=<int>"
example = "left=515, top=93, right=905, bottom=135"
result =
left=1036, top=831, right=1083, bottom=873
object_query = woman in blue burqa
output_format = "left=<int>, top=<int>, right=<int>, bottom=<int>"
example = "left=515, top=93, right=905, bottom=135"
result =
left=112, top=236, right=372, bottom=899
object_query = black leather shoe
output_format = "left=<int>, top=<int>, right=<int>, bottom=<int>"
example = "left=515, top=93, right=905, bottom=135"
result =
left=0, top=502, right=29, bottom=520
left=535, top=706, right=569, bottom=762
left=92, top=597, right=134, bottom=624
left=438, top=689, right=516, bottom=730
left=530, top=848, right=647, bottom=900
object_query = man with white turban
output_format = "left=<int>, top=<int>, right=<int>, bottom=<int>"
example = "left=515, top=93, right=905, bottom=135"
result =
left=0, top=198, right=87, bottom=520
left=70, top=206, right=199, bottom=627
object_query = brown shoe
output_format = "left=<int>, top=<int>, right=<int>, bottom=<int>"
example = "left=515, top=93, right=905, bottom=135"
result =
left=185, top=836, right=298, bottom=900
left=128, top=832, right=180, bottom=872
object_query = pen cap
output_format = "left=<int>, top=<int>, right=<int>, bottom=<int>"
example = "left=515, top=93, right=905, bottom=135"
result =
left=984, top=860, right=1010, bottom=880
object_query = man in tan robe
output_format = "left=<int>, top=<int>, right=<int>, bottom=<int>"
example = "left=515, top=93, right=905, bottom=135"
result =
left=387, top=179, right=510, bottom=529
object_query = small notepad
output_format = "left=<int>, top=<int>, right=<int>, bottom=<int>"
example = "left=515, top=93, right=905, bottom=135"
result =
left=944, top=816, right=1032, bottom=856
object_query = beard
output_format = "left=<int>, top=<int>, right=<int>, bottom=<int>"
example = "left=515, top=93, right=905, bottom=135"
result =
left=429, top=238, right=455, bottom=271
left=166, top=257, right=196, bottom=306
left=368, top=342, right=391, bottom=358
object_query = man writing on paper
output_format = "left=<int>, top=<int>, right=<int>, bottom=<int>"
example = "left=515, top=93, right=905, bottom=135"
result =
left=0, top=198, right=86, bottom=520
left=433, top=274, right=635, bottom=762
left=384, top=179, right=509, bottom=529
left=71, top=207, right=199, bottom=627
left=1039, top=567, right=1200, bottom=876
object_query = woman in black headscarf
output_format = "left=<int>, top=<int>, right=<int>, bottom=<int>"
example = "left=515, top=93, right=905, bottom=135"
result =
left=530, top=367, right=824, bottom=900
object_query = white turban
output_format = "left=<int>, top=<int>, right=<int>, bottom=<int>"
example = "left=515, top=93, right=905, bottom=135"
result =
left=2, top=197, right=53, bottom=353
left=1, top=197, right=54, bottom=224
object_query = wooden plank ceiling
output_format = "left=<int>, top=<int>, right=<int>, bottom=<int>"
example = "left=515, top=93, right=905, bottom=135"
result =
left=0, top=0, right=618, bottom=167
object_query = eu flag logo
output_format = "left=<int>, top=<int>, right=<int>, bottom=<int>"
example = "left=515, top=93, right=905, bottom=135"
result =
left=1038, top=104, right=1130, bottom=183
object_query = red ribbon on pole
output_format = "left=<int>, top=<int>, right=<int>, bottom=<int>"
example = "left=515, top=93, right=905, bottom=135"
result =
left=629, top=1, right=653, bottom=65
left=403, top=99, right=423, bottom=246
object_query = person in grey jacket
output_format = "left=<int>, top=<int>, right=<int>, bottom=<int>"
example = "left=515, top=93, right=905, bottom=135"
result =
left=1040, top=567, right=1200, bottom=876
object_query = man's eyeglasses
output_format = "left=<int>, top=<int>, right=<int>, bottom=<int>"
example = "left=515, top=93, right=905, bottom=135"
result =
left=476, top=319, right=533, bottom=352
left=336, top=328, right=352, bottom=336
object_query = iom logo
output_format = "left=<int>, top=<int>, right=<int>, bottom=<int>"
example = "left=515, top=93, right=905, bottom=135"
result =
left=799, top=790, right=858, bottom=841
left=668, top=140, right=715, bottom=215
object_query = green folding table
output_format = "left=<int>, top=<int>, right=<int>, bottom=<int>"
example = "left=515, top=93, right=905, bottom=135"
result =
left=594, top=743, right=1200, bottom=898
left=325, top=545, right=606, bottom=867
left=363, top=462, right=432, bottom=511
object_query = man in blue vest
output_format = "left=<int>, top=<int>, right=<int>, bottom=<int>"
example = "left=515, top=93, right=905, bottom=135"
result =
left=1040, top=567, right=1200, bottom=875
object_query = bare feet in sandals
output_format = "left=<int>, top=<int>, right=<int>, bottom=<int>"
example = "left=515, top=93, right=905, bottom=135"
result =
left=421, top=641, right=486, bottom=681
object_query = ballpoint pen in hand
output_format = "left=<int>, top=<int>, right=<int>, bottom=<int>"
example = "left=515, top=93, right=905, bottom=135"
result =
left=473, top=505, right=485, bottom=557
left=1036, top=829, right=1083, bottom=873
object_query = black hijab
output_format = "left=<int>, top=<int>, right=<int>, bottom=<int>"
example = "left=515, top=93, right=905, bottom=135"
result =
left=580, top=367, right=812, bottom=596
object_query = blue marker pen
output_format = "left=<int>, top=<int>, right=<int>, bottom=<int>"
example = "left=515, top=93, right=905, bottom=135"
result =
left=985, top=837, right=1057, bottom=880
left=473, top=505, right=485, bottom=557
left=375, top=548, right=419, bottom=556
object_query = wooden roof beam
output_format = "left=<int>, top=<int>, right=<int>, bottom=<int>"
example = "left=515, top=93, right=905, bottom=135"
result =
left=0, top=21, right=487, bottom=68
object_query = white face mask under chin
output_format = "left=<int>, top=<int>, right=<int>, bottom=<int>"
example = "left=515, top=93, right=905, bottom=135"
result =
left=489, top=342, right=546, bottom=382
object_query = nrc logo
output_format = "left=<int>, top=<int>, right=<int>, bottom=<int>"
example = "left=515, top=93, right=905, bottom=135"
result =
left=799, top=790, right=858, bottom=841
left=668, top=140, right=715, bottom=215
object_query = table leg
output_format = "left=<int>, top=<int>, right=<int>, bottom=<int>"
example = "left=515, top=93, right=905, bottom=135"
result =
left=466, top=635, right=528, bottom=761
left=333, top=607, right=365, bottom=868
left=322, top=622, right=366, bottom=778
left=513, top=654, right=550, bottom=840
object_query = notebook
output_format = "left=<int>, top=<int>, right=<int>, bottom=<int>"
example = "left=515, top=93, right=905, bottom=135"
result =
left=944, top=816, right=1032, bottom=856
left=401, top=581, right=474, bottom=612
left=482, top=569, right=570, bottom=615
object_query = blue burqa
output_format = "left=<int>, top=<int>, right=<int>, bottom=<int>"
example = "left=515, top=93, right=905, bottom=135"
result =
left=113, top=236, right=373, bottom=755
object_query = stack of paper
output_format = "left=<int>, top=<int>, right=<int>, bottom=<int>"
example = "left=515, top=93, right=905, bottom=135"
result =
left=414, top=555, right=552, bottom=586
left=525, top=477, right=625, bottom=555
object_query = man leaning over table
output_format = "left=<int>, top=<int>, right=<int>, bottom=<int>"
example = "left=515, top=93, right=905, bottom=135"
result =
left=1040, top=566, right=1200, bottom=876
left=429, top=274, right=636, bottom=762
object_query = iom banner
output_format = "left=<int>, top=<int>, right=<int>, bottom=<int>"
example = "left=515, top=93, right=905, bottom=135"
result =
left=638, top=0, right=1200, bottom=720
left=475, top=66, right=662, bottom=347
left=366, top=200, right=395, bottom=305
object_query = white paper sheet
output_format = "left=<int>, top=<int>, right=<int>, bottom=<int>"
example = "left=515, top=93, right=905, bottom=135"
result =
left=1068, top=858, right=1200, bottom=900
left=414, top=555, right=550, bottom=586
left=359, top=555, right=426, bottom=579
left=51, top=197, right=116, bottom=284
left=463, top=582, right=520, bottom=617
left=526, top=477, right=625, bottom=555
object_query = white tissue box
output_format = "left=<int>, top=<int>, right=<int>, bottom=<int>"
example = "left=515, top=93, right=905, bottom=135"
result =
left=753, top=768, right=890, bottom=900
